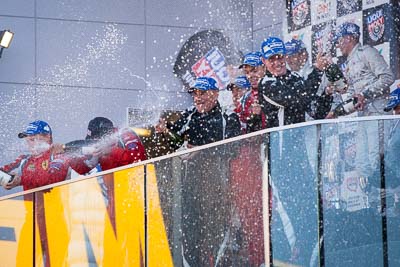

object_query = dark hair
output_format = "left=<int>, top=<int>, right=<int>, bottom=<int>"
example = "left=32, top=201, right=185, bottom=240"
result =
left=86, top=117, right=114, bottom=140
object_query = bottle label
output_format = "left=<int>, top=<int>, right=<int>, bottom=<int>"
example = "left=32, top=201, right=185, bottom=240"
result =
left=343, top=99, right=356, bottom=113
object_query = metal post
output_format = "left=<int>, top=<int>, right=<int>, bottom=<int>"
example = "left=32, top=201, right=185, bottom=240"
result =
left=378, top=120, right=388, bottom=267
left=316, top=124, right=325, bottom=267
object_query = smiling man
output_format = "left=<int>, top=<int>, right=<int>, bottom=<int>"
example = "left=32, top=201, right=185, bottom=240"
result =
left=257, top=37, right=332, bottom=128
left=155, top=76, right=241, bottom=266
left=257, top=37, right=332, bottom=265
left=334, top=22, right=394, bottom=115
left=156, top=76, right=240, bottom=148
left=238, top=52, right=267, bottom=132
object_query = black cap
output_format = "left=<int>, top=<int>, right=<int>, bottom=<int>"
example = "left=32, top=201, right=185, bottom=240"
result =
left=86, top=117, right=114, bottom=140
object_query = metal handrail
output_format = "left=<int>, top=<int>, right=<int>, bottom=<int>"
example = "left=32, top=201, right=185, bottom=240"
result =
left=1, top=114, right=399, bottom=201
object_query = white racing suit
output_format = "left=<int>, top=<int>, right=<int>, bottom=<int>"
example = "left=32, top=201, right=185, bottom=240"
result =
left=343, top=43, right=394, bottom=191
left=319, top=45, right=395, bottom=266
left=344, top=43, right=394, bottom=115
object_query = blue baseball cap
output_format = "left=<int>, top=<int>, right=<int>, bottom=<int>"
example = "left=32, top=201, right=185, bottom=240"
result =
left=261, top=37, right=286, bottom=59
left=239, top=52, right=263, bottom=69
left=384, top=88, right=400, bottom=112
left=285, top=39, right=307, bottom=56
left=334, top=22, right=360, bottom=43
left=18, top=120, right=52, bottom=138
left=189, top=76, right=219, bottom=92
left=227, top=76, right=251, bottom=90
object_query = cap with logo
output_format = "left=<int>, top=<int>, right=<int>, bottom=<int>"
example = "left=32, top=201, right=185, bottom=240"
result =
left=227, top=76, right=251, bottom=90
left=239, top=52, right=263, bottom=69
left=188, top=76, right=219, bottom=93
left=334, top=22, right=361, bottom=43
left=260, top=37, right=286, bottom=59
left=285, top=39, right=307, bottom=56
left=384, top=88, right=400, bottom=112
left=18, top=120, right=52, bottom=138
left=86, top=117, right=114, bottom=140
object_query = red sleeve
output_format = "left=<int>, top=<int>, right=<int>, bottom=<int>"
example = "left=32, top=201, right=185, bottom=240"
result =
left=96, top=129, right=147, bottom=171
left=67, top=155, right=92, bottom=175
left=116, top=128, right=147, bottom=164
left=240, top=91, right=256, bottom=123
left=0, top=155, right=28, bottom=173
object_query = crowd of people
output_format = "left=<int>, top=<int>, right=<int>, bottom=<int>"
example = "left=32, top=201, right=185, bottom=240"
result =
left=0, top=21, right=399, bottom=266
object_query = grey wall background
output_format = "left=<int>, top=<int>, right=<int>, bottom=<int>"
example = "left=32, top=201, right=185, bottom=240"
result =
left=0, top=0, right=285, bottom=175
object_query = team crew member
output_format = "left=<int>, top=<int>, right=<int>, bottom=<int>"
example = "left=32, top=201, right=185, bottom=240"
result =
left=258, top=37, right=333, bottom=128
left=239, top=51, right=267, bottom=132
left=333, top=22, right=394, bottom=117
left=156, top=77, right=241, bottom=266
left=333, top=22, right=394, bottom=193
left=229, top=56, right=266, bottom=265
left=227, top=75, right=251, bottom=132
left=257, top=37, right=329, bottom=265
left=227, top=75, right=250, bottom=112
left=67, top=117, right=147, bottom=174
left=157, top=77, right=241, bottom=148
left=1, top=120, right=69, bottom=191
left=284, top=38, right=336, bottom=120
left=85, top=117, right=147, bottom=170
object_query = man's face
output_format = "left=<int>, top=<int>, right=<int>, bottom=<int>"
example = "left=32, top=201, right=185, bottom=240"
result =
left=243, top=65, right=265, bottom=90
left=191, top=89, right=219, bottom=113
left=262, top=54, right=287, bottom=77
left=25, top=134, right=52, bottom=156
left=285, top=50, right=308, bottom=72
left=231, top=87, right=246, bottom=107
left=336, top=35, right=357, bottom=56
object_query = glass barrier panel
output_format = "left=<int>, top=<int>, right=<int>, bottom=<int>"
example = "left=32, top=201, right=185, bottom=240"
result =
left=269, top=125, right=319, bottom=266
left=384, top=118, right=400, bottom=266
left=151, top=135, right=268, bottom=266
left=321, top=120, right=384, bottom=267
left=33, top=166, right=147, bottom=266
left=0, top=193, right=34, bottom=266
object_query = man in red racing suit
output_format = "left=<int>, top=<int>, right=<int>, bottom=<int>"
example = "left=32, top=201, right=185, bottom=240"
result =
left=1, top=120, right=69, bottom=191
left=67, top=117, right=147, bottom=175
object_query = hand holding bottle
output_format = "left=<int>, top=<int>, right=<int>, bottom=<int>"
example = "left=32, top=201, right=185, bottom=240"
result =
left=325, top=64, right=347, bottom=93
left=3, top=173, right=20, bottom=190
left=332, top=96, right=359, bottom=117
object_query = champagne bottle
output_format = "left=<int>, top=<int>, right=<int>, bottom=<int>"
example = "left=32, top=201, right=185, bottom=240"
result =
left=333, top=97, right=358, bottom=117
left=63, top=140, right=94, bottom=154
left=165, top=130, right=184, bottom=147
left=326, top=64, right=346, bottom=92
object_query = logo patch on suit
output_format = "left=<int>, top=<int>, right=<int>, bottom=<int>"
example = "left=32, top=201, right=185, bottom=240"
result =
left=28, top=164, right=36, bottom=171
left=41, top=160, right=49, bottom=170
